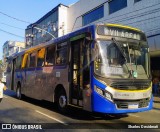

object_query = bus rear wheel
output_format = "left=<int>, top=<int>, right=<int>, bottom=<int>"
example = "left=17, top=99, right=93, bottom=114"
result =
left=16, top=85, right=22, bottom=99
left=57, top=90, right=67, bottom=113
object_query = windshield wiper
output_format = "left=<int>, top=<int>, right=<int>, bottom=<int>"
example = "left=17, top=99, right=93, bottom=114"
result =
left=111, top=38, right=134, bottom=78
left=111, top=38, right=127, bottom=62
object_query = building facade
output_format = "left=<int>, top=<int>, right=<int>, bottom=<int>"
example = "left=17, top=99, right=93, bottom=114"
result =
left=25, top=4, right=68, bottom=48
left=25, top=0, right=160, bottom=78
left=68, top=0, right=160, bottom=53
left=3, top=41, right=25, bottom=63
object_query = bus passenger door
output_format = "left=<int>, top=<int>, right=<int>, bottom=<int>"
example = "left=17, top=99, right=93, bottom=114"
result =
left=70, top=39, right=83, bottom=106
left=70, top=37, right=91, bottom=108
left=11, top=58, right=16, bottom=90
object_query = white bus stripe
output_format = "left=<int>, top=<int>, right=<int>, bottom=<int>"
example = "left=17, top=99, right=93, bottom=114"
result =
left=35, top=110, right=68, bottom=125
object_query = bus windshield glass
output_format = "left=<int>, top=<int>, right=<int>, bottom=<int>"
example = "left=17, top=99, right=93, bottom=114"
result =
left=94, top=40, right=149, bottom=79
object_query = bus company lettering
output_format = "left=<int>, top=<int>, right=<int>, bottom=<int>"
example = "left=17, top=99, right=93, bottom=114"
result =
left=11, top=124, right=42, bottom=130
left=115, top=93, right=135, bottom=98
left=104, top=28, right=140, bottom=40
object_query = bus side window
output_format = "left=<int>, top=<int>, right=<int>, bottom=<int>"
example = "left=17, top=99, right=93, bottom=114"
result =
left=16, top=56, right=22, bottom=69
left=45, top=46, right=55, bottom=66
left=37, top=48, right=45, bottom=67
left=29, top=52, right=36, bottom=67
left=13, top=58, right=16, bottom=70
left=21, top=54, right=28, bottom=69
left=56, top=42, right=67, bottom=65
left=7, top=61, right=11, bottom=72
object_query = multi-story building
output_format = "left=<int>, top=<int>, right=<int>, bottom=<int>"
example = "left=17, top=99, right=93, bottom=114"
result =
left=3, top=41, right=25, bottom=63
left=25, top=4, right=68, bottom=48
left=2, top=41, right=25, bottom=82
left=25, top=0, right=160, bottom=78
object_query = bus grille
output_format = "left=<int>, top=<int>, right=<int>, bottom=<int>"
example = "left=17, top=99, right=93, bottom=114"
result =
left=114, top=98, right=150, bottom=109
left=110, top=82, right=151, bottom=90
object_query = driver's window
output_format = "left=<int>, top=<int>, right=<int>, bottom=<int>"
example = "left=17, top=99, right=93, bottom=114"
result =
left=94, top=43, right=102, bottom=72
left=108, top=43, right=120, bottom=66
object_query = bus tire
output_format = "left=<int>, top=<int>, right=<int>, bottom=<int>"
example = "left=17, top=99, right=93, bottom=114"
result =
left=16, top=85, right=22, bottom=99
left=57, top=89, right=67, bottom=113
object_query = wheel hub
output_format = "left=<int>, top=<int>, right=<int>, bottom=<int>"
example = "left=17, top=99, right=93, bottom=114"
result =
left=17, top=89, right=20, bottom=97
left=59, top=95, right=66, bottom=108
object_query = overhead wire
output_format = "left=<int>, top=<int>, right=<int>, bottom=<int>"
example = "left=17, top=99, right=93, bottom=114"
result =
left=0, top=28, right=24, bottom=39
left=0, top=22, right=24, bottom=30
left=0, top=11, right=31, bottom=24
left=1, top=1, right=160, bottom=39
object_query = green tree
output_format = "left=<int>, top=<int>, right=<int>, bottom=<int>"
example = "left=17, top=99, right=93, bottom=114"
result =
left=0, top=60, right=2, bottom=66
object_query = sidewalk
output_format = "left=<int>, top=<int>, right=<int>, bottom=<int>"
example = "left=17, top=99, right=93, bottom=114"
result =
left=153, top=95, right=160, bottom=111
left=153, top=94, right=160, bottom=102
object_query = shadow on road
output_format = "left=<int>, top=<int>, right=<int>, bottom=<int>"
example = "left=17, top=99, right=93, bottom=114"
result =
left=0, top=107, right=36, bottom=123
left=153, top=107, right=160, bottom=111
left=4, top=90, right=129, bottom=121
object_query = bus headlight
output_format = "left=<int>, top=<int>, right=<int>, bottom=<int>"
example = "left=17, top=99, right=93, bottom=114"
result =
left=96, top=87, right=103, bottom=95
left=105, top=92, right=112, bottom=101
left=95, top=86, right=113, bottom=102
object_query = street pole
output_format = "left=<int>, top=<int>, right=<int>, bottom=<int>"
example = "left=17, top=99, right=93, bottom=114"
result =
left=33, top=26, right=56, bottom=39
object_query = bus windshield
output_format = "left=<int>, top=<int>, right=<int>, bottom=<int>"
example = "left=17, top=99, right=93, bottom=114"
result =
left=94, top=39, right=149, bottom=79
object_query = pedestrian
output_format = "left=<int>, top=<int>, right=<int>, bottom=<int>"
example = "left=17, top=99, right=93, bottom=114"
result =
left=0, top=79, right=7, bottom=102
left=152, top=77, right=159, bottom=95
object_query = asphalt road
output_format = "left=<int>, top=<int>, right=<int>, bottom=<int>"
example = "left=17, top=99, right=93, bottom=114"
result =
left=0, top=90, right=160, bottom=131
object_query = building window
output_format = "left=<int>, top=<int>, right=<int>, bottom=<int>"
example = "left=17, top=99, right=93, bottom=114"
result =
left=134, top=0, right=142, bottom=3
left=83, top=5, right=104, bottom=26
left=109, top=0, right=127, bottom=14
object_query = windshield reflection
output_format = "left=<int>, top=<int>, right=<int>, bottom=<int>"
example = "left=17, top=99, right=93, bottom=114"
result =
left=94, top=40, right=149, bottom=79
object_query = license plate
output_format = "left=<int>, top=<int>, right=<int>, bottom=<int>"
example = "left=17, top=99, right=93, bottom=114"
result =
left=128, top=103, right=138, bottom=109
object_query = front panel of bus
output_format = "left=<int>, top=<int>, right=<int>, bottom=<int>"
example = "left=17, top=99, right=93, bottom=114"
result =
left=91, top=24, right=153, bottom=114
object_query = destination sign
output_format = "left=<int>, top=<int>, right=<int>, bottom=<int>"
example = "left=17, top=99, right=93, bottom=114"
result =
left=97, top=25, right=146, bottom=41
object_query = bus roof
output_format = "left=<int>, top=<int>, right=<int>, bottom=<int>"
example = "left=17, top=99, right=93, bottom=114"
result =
left=8, top=23, right=144, bottom=60
left=106, top=23, right=141, bottom=32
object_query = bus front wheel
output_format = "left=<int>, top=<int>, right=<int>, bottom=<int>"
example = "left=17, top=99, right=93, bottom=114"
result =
left=16, top=85, right=22, bottom=99
left=57, top=90, right=67, bottom=113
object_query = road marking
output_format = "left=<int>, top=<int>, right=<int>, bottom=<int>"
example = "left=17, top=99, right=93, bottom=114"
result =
left=35, top=110, right=68, bottom=125
left=128, top=114, right=140, bottom=118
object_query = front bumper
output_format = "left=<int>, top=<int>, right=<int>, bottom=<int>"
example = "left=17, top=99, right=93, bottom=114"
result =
left=92, top=90, right=153, bottom=114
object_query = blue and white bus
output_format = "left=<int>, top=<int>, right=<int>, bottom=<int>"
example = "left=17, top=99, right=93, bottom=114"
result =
left=6, top=23, right=153, bottom=114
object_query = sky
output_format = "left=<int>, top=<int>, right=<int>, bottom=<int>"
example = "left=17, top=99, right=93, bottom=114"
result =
left=0, top=0, right=78, bottom=60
